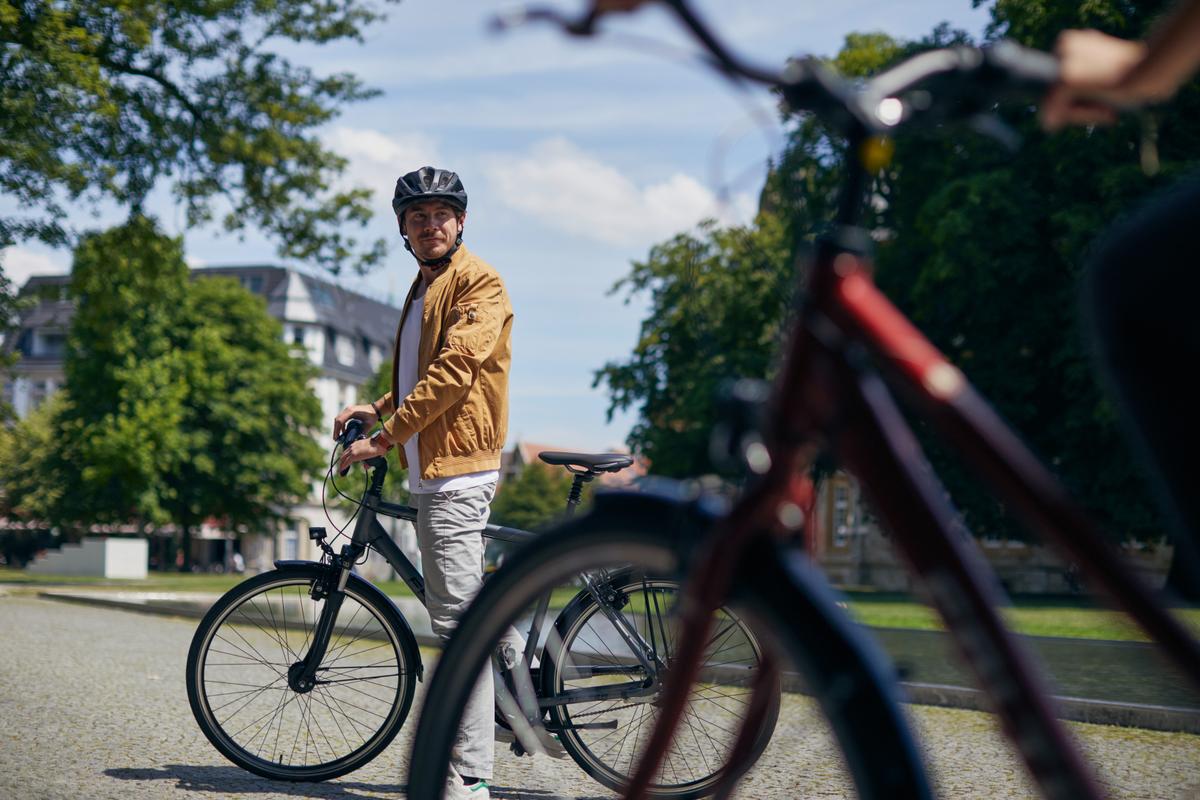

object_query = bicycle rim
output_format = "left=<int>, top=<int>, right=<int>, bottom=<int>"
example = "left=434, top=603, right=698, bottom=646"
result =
left=187, top=570, right=413, bottom=781
left=547, top=573, right=775, bottom=797
left=406, top=520, right=780, bottom=800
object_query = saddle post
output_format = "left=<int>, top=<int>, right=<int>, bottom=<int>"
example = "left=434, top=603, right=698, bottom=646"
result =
left=564, top=469, right=595, bottom=517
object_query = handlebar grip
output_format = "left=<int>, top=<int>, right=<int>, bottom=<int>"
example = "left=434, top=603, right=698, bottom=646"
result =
left=338, top=418, right=366, bottom=477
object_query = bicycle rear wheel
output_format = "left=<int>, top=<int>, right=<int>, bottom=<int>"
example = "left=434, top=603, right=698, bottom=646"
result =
left=544, top=570, right=779, bottom=797
left=185, top=564, right=419, bottom=781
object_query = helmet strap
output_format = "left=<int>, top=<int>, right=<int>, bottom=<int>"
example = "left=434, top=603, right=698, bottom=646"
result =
left=400, top=221, right=465, bottom=269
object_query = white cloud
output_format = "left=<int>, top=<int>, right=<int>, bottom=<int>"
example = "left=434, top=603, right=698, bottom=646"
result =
left=484, top=139, right=755, bottom=247
left=0, top=247, right=69, bottom=287
left=324, top=127, right=441, bottom=211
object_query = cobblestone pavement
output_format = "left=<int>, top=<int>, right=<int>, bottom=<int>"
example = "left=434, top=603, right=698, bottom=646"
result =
left=1, top=594, right=1197, bottom=799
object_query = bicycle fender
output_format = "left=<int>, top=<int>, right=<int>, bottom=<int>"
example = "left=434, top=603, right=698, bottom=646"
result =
left=270, top=560, right=425, bottom=682
left=345, top=572, right=425, bottom=682
left=585, top=480, right=728, bottom=558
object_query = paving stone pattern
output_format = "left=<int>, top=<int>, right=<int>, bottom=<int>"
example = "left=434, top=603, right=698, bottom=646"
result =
left=1, top=595, right=1197, bottom=799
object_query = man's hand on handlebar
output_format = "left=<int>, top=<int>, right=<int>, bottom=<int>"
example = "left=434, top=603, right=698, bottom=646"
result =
left=338, top=434, right=392, bottom=475
left=1041, top=30, right=1148, bottom=130
left=332, top=403, right=379, bottom=442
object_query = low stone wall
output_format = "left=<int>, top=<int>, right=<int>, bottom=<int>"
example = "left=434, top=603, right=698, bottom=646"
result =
left=819, top=526, right=1174, bottom=593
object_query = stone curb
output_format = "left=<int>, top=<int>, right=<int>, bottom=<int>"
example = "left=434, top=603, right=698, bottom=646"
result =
left=33, top=589, right=1200, bottom=735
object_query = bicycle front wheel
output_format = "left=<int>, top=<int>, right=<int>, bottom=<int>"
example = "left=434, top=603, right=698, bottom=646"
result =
left=185, top=565, right=418, bottom=781
left=544, top=570, right=779, bottom=797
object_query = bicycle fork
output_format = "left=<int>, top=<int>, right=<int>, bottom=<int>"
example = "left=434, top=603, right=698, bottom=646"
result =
left=288, top=543, right=362, bottom=694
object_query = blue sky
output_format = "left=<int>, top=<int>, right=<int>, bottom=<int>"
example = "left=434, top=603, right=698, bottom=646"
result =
left=2, top=1, right=994, bottom=451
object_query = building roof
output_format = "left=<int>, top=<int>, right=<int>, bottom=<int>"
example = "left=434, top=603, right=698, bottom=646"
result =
left=197, top=265, right=402, bottom=381
left=8, top=265, right=403, bottom=382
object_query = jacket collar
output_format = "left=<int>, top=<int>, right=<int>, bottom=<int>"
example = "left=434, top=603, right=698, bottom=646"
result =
left=404, top=244, right=471, bottom=309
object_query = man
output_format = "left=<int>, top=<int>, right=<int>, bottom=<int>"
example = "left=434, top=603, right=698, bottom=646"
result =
left=334, top=166, right=511, bottom=800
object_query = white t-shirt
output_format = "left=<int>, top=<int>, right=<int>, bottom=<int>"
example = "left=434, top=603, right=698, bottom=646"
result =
left=395, top=285, right=498, bottom=495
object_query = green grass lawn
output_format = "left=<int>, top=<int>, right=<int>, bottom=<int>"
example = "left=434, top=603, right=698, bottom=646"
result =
left=7, top=566, right=1197, bottom=641
left=842, top=590, right=1200, bottom=642
left=0, top=567, right=581, bottom=609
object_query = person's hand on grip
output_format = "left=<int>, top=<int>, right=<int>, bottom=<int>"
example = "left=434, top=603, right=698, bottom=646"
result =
left=332, top=403, right=379, bottom=442
left=1042, top=30, right=1148, bottom=130
left=338, top=434, right=392, bottom=475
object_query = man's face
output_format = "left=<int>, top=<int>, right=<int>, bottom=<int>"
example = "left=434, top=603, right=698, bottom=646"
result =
left=401, top=199, right=464, bottom=261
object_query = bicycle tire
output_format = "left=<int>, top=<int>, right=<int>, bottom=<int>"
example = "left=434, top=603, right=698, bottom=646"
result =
left=544, top=569, right=781, bottom=798
left=408, top=506, right=782, bottom=799
left=408, top=493, right=931, bottom=799
left=186, top=564, right=419, bottom=781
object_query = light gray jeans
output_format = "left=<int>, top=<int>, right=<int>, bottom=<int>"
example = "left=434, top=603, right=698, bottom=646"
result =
left=415, top=480, right=520, bottom=779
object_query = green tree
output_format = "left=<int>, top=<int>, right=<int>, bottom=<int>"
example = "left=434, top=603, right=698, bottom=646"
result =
left=0, top=0, right=394, bottom=274
left=598, top=0, right=1200, bottom=565
left=13, top=216, right=324, bottom=567
left=165, top=274, right=324, bottom=567
left=0, top=392, right=64, bottom=522
left=490, top=463, right=574, bottom=532
left=864, top=0, right=1198, bottom=545
left=49, top=215, right=191, bottom=532
left=594, top=215, right=792, bottom=476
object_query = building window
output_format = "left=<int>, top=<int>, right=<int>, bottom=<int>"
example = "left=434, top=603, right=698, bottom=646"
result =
left=292, top=326, right=304, bottom=345
left=833, top=482, right=853, bottom=549
left=335, top=331, right=355, bottom=366
left=29, top=379, right=50, bottom=409
left=248, top=276, right=263, bottom=294
left=34, top=332, right=66, bottom=358
left=310, top=284, right=335, bottom=307
left=281, top=522, right=298, bottom=561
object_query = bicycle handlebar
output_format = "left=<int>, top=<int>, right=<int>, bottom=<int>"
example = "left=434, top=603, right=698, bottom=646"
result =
left=496, top=1, right=1064, bottom=140
left=337, top=418, right=365, bottom=477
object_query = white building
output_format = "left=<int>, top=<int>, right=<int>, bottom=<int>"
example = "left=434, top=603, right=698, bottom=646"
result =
left=3, top=266, right=417, bottom=577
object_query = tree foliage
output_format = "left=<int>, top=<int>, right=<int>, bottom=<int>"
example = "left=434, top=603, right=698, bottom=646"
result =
left=594, top=216, right=793, bottom=476
left=1, top=216, right=324, bottom=567
left=490, top=463, right=575, bottom=532
left=0, top=392, right=64, bottom=521
left=0, top=0, right=396, bottom=274
left=598, top=0, right=1199, bottom=545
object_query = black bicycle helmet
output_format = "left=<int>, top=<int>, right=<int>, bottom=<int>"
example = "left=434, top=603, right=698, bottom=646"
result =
left=392, top=166, right=468, bottom=217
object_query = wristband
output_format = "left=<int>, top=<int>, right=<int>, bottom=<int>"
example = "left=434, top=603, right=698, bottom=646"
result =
left=370, top=401, right=383, bottom=422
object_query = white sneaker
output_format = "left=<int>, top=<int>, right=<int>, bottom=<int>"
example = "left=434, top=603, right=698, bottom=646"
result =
left=445, top=765, right=490, bottom=800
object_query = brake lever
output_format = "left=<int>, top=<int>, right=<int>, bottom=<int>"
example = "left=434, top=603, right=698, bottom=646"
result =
left=490, top=5, right=599, bottom=37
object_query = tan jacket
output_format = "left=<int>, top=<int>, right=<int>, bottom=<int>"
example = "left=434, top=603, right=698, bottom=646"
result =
left=375, top=245, right=512, bottom=480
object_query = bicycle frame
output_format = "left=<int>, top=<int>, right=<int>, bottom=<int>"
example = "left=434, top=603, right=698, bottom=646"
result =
left=295, top=458, right=670, bottom=718
left=625, top=128, right=1200, bottom=800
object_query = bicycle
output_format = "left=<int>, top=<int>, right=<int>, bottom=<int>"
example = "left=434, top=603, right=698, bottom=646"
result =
left=185, top=417, right=780, bottom=794
left=406, top=3, right=1200, bottom=800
